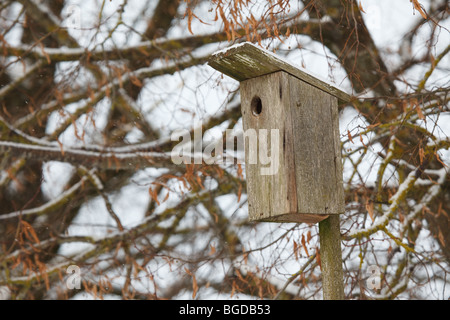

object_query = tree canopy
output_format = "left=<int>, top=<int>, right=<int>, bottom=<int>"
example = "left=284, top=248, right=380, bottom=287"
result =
left=0, top=0, right=449, bottom=300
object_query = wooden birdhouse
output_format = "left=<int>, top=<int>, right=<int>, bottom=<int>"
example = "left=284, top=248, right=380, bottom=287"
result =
left=208, top=42, right=350, bottom=224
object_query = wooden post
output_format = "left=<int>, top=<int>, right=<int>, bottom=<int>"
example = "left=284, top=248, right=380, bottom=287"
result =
left=208, top=42, right=349, bottom=300
left=319, top=215, right=345, bottom=299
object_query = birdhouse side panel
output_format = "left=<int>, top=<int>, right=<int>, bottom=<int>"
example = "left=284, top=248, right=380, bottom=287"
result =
left=288, top=76, right=345, bottom=215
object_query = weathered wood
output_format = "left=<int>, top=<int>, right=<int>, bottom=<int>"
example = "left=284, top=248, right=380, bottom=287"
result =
left=241, top=71, right=294, bottom=222
left=240, top=71, right=344, bottom=223
left=289, top=76, right=345, bottom=216
left=208, top=42, right=351, bottom=103
left=319, top=215, right=345, bottom=300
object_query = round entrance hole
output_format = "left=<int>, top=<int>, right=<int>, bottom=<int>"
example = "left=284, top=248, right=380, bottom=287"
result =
left=251, top=95, right=262, bottom=116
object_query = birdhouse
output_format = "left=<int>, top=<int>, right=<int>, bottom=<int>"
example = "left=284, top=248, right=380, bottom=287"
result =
left=208, top=42, right=349, bottom=224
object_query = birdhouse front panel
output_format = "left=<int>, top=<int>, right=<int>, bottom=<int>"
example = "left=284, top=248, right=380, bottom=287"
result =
left=240, top=71, right=296, bottom=222
left=240, top=71, right=344, bottom=224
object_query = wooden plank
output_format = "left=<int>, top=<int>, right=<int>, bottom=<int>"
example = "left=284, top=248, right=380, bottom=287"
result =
left=240, top=71, right=292, bottom=222
left=289, top=75, right=345, bottom=216
left=208, top=42, right=351, bottom=103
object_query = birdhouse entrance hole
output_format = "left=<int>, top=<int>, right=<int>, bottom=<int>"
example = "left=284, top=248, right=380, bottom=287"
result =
left=251, top=95, right=262, bottom=116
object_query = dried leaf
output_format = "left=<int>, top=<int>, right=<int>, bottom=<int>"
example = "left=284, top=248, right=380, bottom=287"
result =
left=196, top=174, right=204, bottom=189
left=411, top=0, right=427, bottom=19
left=366, top=200, right=374, bottom=222
left=419, top=147, right=425, bottom=164
left=237, top=163, right=243, bottom=179
left=162, top=191, right=170, bottom=203
left=301, top=234, right=309, bottom=256
left=218, top=6, right=230, bottom=39
left=11, top=256, right=21, bottom=270
left=306, top=230, right=312, bottom=243
left=230, top=20, right=236, bottom=42
left=209, top=244, right=216, bottom=256
left=237, top=183, right=242, bottom=202
left=367, top=122, right=381, bottom=130
left=187, top=9, right=194, bottom=35
left=293, top=240, right=299, bottom=260
left=184, top=267, right=198, bottom=298
left=386, top=103, right=395, bottom=109
left=347, top=130, right=354, bottom=143
left=316, top=247, right=321, bottom=270
left=243, top=249, right=249, bottom=264
left=192, top=275, right=198, bottom=298
left=230, top=281, right=236, bottom=297
left=435, top=151, right=447, bottom=167
left=21, top=221, right=40, bottom=244
left=149, top=187, right=160, bottom=205
left=39, top=45, right=51, bottom=64
left=130, top=75, right=142, bottom=88
left=360, top=133, right=367, bottom=148
left=438, top=229, right=445, bottom=247
left=235, top=269, right=246, bottom=283
left=416, top=104, right=425, bottom=120
left=359, top=1, right=366, bottom=13
left=399, top=211, right=405, bottom=223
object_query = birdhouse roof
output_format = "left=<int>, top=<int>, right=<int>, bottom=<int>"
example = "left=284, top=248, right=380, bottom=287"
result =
left=208, top=42, right=351, bottom=103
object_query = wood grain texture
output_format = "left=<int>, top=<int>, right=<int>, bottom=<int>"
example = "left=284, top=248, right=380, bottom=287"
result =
left=240, top=71, right=344, bottom=223
left=241, top=72, right=292, bottom=222
left=289, top=76, right=345, bottom=217
left=319, top=215, right=345, bottom=299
